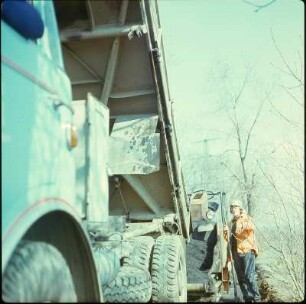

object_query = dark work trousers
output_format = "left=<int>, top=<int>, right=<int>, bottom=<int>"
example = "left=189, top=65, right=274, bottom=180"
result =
left=232, top=251, right=261, bottom=302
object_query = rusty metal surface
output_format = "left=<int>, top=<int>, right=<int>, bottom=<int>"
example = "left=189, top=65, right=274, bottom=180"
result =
left=222, top=266, right=230, bottom=292
left=109, top=114, right=159, bottom=174
left=55, top=0, right=190, bottom=235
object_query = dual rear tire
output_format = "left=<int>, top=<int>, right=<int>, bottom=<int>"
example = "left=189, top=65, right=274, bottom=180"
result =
left=103, top=236, right=154, bottom=302
left=151, top=235, right=187, bottom=302
left=104, top=235, right=187, bottom=303
left=3, top=235, right=188, bottom=303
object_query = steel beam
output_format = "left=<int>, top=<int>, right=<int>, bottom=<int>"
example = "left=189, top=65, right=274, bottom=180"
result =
left=100, top=37, right=120, bottom=104
left=123, top=175, right=162, bottom=214
left=71, top=80, right=100, bottom=86
left=62, top=44, right=103, bottom=85
left=100, top=0, right=129, bottom=104
left=109, top=89, right=154, bottom=99
left=187, top=281, right=221, bottom=294
left=123, top=220, right=161, bottom=240
left=86, top=0, right=95, bottom=31
left=187, top=283, right=207, bottom=293
left=60, top=24, right=147, bottom=42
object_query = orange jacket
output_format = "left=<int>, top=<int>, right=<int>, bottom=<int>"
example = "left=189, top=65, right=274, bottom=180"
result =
left=224, top=213, right=258, bottom=257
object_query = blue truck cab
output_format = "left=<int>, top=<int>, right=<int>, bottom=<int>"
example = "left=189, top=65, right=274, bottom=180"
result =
left=2, top=1, right=101, bottom=301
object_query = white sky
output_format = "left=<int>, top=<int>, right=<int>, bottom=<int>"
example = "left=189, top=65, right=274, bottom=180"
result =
left=158, top=0, right=304, bottom=159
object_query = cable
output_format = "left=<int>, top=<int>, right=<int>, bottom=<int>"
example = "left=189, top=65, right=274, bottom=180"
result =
left=118, top=187, right=129, bottom=218
left=220, top=192, right=238, bottom=299
left=114, top=176, right=130, bottom=218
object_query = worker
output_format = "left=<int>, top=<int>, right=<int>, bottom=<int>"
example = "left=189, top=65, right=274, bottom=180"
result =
left=223, top=200, right=261, bottom=303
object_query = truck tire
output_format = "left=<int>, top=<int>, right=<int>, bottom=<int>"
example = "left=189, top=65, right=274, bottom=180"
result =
left=151, top=235, right=187, bottom=302
left=123, top=236, right=154, bottom=271
left=103, top=266, right=152, bottom=302
left=2, top=241, right=77, bottom=302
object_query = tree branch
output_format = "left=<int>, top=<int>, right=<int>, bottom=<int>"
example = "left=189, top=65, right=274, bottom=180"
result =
left=243, top=0, right=277, bottom=12
left=233, top=109, right=244, bottom=160
left=280, top=250, right=305, bottom=299
left=268, top=98, right=300, bottom=129
left=271, top=29, right=304, bottom=85
left=220, top=161, right=243, bottom=186
left=257, top=161, right=294, bottom=238
left=255, top=224, right=283, bottom=254
left=243, top=93, right=267, bottom=159
left=270, top=62, right=294, bottom=78
left=233, top=70, right=250, bottom=108
left=281, top=85, right=304, bottom=108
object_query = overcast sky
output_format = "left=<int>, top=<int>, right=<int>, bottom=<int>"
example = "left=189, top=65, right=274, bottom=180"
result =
left=158, top=0, right=304, bottom=160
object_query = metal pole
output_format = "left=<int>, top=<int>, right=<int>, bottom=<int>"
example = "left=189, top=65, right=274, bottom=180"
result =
left=220, top=192, right=238, bottom=299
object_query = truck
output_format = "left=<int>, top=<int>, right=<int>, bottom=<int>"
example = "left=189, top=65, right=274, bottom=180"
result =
left=187, top=190, right=231, bottom=301
left=2, top=0, right=191, bottom=302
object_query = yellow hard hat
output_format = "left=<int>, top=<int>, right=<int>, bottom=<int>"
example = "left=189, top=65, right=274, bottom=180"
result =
left=230, top=199, right=242, bottom=208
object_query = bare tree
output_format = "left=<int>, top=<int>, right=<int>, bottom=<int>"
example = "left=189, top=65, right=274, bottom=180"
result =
left=219, top=68, right=270, bottom=215
left=269, top=30, right=304, bottom=133
left=254, top=32, right=304, bottom=301
left=256, top=145, right=304, bottom=301
left=242, top=0, right=278, bottom=13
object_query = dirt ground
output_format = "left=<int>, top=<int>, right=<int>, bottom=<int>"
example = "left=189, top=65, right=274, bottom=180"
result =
left=186, top=237, right=243, bottom=302
left=186, top=238, right=280, bottom=302
left=186, top=237, right=222, bottom=302
left=186, top=237, right=211, bottom=283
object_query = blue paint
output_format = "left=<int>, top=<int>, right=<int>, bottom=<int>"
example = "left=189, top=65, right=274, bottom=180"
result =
left=1, top=0, right=44, bottom=39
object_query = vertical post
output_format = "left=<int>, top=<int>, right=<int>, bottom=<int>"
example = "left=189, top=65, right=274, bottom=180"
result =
left=100, top=0, right=129, bottom=104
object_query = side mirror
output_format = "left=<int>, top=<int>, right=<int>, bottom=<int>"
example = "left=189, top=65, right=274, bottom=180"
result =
left=1, top=0, right=44, bottom=39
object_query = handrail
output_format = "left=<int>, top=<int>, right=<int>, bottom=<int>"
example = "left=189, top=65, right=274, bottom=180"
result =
left=220, top=192, right=238, bottom=299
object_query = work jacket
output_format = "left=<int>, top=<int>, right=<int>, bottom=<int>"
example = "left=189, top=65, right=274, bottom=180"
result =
left=224, top=213, right=259, bottom=257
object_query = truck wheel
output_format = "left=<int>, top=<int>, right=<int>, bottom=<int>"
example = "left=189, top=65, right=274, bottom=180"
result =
left=103, top=266, right=152, bottom=302
left=151, top=235, right=187, bottom=302
left=2, top=241, right=77, bottom=302
left=123, top=236, right=154, bottom=271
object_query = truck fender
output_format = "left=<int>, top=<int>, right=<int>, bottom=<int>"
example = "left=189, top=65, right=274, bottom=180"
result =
left=2, top=199, right=102, bottom=302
